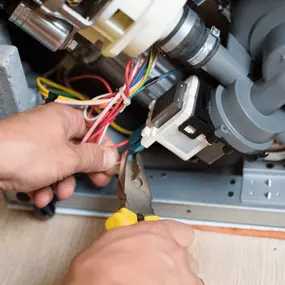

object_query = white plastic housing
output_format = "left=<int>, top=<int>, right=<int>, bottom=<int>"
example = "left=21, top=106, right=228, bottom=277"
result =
left=141, top=76, right=209, bottom=161
left=91, top=0, right=187, bottom=57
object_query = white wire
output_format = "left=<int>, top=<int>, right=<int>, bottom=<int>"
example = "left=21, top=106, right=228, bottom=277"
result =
left=131, top=55, right=143, bottom=80
left=81, top=92, right=122, bottom=143
left=83, top=93, right=111, bottom=122
left=83, top=107, right=98, bottom=122
left=98, top=123, right=109, bottom=145
left=80, top=53, right=154, bottom=142
left=56, top=98, right=112, bottom=106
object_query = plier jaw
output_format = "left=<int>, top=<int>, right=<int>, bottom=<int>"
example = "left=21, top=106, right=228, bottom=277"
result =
left=118, top=151, right=154, bottom=216
left=105, top=150, right=158, bottom=231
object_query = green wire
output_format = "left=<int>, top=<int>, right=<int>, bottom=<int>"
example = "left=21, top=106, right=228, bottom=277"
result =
left=133, top=49, right=155, bottom=93
left=49, top=89, right=78, bottom=100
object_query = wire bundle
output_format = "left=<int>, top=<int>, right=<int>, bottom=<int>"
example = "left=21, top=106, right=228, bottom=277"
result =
left=81, top=49, right=159, bottom=145
left=36, top=49, right=159, bottom=148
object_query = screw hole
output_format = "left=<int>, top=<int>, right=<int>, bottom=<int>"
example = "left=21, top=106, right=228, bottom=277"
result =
left=265, top=192, right=272, bottom=199
left=16, top=192, right=31, bottom=202
left=161, top=173, right=167, bottom=179
left=230, top=179, right=236, bottom=185
left=149, top=175, right=154, bottom=180
left=186, top=209, right=191, bottom=213
left=266, top=163, right=274, bottom=169
left=228, top=191, right=234, bottom=198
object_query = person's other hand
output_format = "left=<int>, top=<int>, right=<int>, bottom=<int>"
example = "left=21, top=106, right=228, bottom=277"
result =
left=0, top=103, right=118, bottom=207
left=64, top=220, right=203, bottom=285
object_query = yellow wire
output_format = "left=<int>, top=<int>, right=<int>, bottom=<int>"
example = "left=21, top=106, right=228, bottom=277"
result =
left=40, top=91, right=48, bottom=98
left=111, top=121, right=133, bottom=136
left=37, top=77, right=86, bottom=100
left=40, top=90, right=77, bottom=103
left=131, top=51, right=154, bottom=95
left=37, top=77, right=132, bottom=135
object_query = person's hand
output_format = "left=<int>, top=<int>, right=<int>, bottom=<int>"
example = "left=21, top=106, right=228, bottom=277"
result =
left=0, top=103, right=118, bottom=207
left=64, top=220, right=203, bottom=285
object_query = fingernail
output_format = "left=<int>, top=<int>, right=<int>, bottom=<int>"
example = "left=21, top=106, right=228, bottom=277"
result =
left=103, top=149, right=117, bottom=170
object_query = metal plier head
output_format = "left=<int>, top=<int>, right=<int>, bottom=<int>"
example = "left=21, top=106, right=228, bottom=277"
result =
left=117, top=151, right=154, bottom=216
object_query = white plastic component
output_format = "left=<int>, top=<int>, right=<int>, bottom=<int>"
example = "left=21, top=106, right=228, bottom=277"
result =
left=141, top=76, right=209, bottom=161
left=92, top=0, right=187, bottom=57
left=265, top=151, right=285, bottom=162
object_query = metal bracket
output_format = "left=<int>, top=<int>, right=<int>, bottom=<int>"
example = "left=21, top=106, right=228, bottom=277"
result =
left=39, top=1, right=93, bottom=29
left=5, top=161, right=285, bottom=231
left=241, top=160, right=285, bottom=206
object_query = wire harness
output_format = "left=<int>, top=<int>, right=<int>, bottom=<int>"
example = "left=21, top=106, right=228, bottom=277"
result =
left=37, top=49, right=161, bottom=146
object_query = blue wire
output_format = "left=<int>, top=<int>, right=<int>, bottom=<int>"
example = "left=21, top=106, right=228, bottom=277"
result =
left=130, top=70, right=178, bottom=99
left=130, top=61, right=148, bottom=87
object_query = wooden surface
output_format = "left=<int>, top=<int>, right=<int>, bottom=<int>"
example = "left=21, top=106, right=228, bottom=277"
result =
left=0, top=197, right=285, bottom=285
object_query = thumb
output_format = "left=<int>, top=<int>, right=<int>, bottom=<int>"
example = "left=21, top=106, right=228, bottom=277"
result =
left=74, top=143, right=117, bottom=173
left=156, top=220, right=195, bottom=248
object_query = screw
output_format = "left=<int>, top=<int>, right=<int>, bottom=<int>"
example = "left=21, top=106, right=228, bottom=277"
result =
left=66, top=39, right=78, bottom=51
left=211, top=26, right=220, bottom=38
left=280, top=55, right=285, bottom=62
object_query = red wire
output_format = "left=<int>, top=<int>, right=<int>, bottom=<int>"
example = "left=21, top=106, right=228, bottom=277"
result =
left=90, top=60, right=133, bottom=140
left=86, top=59, right=134, bottom=143
left=66, top=74, right=115, bottom=119
left=107, top=139, right=129, bottom=149
left=68, top=74, right=113, bottom=93
left=124, top=61, right=133, bottom=97
left=88, top=102, right=124, bottom=142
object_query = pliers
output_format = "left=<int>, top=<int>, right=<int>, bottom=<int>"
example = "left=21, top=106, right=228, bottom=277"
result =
left=105, top=151, right=158, bottom=231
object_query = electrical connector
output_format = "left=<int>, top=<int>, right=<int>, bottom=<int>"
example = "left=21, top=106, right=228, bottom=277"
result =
left=141, top=76, right=208, bottom=161
left=45, top=92, right=58, bottom=104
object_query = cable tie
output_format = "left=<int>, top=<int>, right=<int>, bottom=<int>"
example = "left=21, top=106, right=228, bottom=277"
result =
left=118, top=87, right=131, bottom=112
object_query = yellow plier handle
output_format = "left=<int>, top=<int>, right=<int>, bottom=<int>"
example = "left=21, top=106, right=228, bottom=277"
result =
left=105, top=208, right=159, bottom=231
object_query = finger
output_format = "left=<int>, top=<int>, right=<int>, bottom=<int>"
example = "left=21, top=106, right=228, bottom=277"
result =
left=46, top=103, right=87, bottom=139
left=88, top=172, right=112, bottom=187
left=33, top=186, right=53, bottom=208
left=102, top=136, right=120, bottom=176
left=105, top=220, right=195, bottom=249
left=104, top=165, right=119, bottom=176
left=74, top=143, right=117, bottom=173
left=157, top=220, right=195, bottom=248
left=65, top=108, right=88, bottom=139
left=56, top=176, right=76, bottom=200
left=109, top=220, right=195, bottom=248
